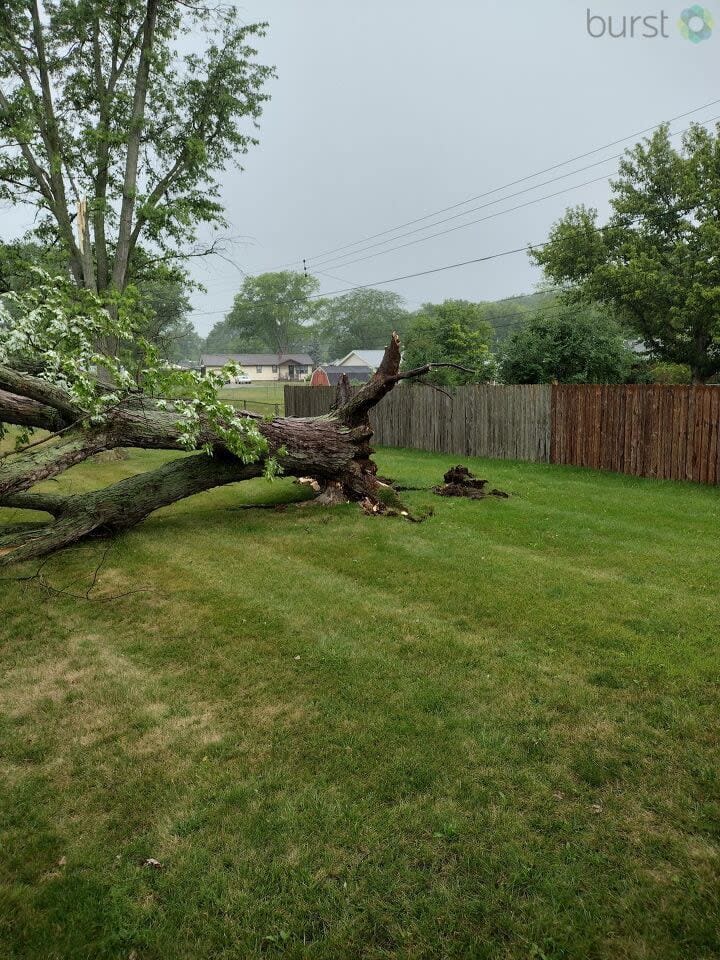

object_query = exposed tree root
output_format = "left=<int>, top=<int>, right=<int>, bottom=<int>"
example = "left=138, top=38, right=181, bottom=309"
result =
left=433, top=465, right=509, bottom=500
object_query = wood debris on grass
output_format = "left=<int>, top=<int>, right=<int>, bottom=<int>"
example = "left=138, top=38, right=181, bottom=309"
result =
left=433, top=465, right=509, bottom=500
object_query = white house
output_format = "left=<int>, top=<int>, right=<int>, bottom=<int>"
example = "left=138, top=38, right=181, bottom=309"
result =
left=200, top=353, right=313, bottom=382
left=335, top=349, right=386, bottom=371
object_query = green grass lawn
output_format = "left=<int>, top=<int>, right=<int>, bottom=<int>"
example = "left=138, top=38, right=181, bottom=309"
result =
left=219, top=381, right=299, bottom=416
left=1, top=448, right=719, bottom=959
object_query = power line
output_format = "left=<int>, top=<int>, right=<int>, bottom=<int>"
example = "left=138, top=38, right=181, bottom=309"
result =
left=266, top=97, right=720, bottom=271
left=309, top=173, right=612, bottom=273
left=190, top=242, right=544, bottom=318
left=197, top=108, right=720, bottom=298
left=305, top=114, right=720, bottom=273
left=309, top=158, right=620, bottom=270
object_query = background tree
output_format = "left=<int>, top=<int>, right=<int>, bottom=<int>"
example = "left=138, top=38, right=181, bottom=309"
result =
left=483, top=293, right=556, bottom=345
left=531, top=123, right=720, bottom=382
left=643, top=362, right=692, bottom=385
left=139, top=274, right=201, bottom=362
left=318, top=289, right=409, bottom=361
left=499, top=305, right=634, bottom=384
left=0, top=241, right=201, bottom=361
left=226, top=271, right=320, bottom=354
left=0, top=1, right=273, bottom=295
left=204, top=317, right=258, bottom=354
left=402, top=300, right=496, bottom=385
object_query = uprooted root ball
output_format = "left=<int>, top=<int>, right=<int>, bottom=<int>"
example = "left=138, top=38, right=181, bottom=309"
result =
left=434, top=465, right=509, bottom=500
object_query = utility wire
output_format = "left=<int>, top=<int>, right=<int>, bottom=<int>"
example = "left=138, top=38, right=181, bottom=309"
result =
left=309, top=173, right=612, bottom=273
left=190, top=243, right=544, bottom=318
left=309, top=158, right=620, bottom=270
left=279, top=98, right=720, bottom=270
left=198, top=108, right=720, bottom=297
left=305, top=114, right=720, bottom=273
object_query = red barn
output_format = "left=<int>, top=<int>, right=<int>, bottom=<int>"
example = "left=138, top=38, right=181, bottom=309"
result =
left=310, top=368, right=330, bottom=387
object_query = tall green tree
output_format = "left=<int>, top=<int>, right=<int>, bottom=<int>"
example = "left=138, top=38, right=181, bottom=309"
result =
left=139, top=275, right=201, bottom=362
left=402, top=300, right=496, bottom=385
left=532, top=123, right=720, bottom=382
left=204, top=317, right=259, bottom=355
left=226, top=271, right=320, bottom=354
left=499, top=305, right=634, bottom=384
left=0, top=1, right=273, bottom=295
left=319, top=288, right=409, bottom=360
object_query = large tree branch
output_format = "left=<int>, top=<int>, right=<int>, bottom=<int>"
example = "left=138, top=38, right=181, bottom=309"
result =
left=0, top=428, right=106, bottom=499
left=0, top=388, right=65, bottom=432
left=0, top=364, right=80, bottom=421
left=333, top=333, right=403, bottom=426
left=128, top=153, right=187, bottom=253
left=0, top=85, right=55, bottom=206
left=0, top=452, right=262, bottom=565
left=109, top=16, right=147, bottom=92
left=1, top=490, right=69, bottom=515
left=0, top=337, right=414, bottom=564
left=111, top=0, right=159, bottom=291
left=89, top=10, right=125, bottom=291
left=27, top=0, right=89, bottom=288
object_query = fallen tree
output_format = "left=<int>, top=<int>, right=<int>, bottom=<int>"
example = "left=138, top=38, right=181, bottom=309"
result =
left=0, top=3, right=472, bottom=570
left=0, top=333, right=462, bottom=566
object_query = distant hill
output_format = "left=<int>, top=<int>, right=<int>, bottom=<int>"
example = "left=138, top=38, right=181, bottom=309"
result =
left=481, top=290, right=560, bottom=345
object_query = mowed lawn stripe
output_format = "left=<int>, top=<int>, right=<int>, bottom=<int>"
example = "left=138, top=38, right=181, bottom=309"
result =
left=0, top=448, right=718, bottom=958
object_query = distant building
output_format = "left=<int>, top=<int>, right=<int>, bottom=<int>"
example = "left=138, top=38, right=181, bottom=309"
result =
left=200, top=353, right=313, bottom=382
left=317, top=365, right=373, bottom=385
left=335, top=349, right=386, bottom=371
left=310, top=368, right=330, bottom=387
left=170, top=360, right=201, bottom=372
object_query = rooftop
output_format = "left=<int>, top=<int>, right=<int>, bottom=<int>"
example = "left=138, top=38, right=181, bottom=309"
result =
left=319, top=364, right=373, bottom=385
left=336, top=349, right=386, bottom=369
left=200, top=353, right=314, bottom=367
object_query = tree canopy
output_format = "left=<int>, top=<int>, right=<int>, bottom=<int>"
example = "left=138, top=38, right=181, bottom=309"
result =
left=139, top=274, right=201, bottom=362
left=531, top=123, right=720, bottom=382
left=0, top=1, right=273, bottom=294
left=204, top=317, right=250, bottom=355
left=225, top=271, right=320, bottom=354
left=402, top=300, right=496, bottom=385
left=499, top=305, right=634, bottom=384
left=318, top=288, right=410, bottom=361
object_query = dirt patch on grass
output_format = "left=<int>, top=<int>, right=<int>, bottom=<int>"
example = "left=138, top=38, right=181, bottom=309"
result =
left=0, top=655, right=91, bottom=719
left=250, top=699, right=310, bottom=729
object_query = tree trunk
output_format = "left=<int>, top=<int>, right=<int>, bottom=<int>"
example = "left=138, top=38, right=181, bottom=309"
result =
left=0, top=334, right=418, bottom=566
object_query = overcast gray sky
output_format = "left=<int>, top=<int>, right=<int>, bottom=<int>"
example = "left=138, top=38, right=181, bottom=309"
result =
left=2, top=0, right=718, bottom=333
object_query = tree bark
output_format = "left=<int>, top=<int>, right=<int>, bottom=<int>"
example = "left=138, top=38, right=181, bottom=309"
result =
left=0, top=335, right=417, bottom=565
left=111, top=0, right=160, bottom=291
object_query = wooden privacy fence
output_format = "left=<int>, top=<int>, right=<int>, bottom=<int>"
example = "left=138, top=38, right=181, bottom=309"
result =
left=285, top=384, right=552, bottom=462
left=286, top=382, right=720, bottom=484
left=552, top=384, right=720, bottom=484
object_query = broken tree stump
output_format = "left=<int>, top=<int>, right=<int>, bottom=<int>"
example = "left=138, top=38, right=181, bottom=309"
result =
left=433, top=465, right=509, bottom=500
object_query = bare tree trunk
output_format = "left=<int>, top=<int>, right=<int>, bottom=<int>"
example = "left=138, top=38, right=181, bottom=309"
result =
left=0, top=335, right=418, bottom=566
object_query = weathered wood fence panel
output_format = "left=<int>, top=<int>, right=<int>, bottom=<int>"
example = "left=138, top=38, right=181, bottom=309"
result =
left=550, top=384, right=720, bottom=484
left=286, top=382, right=720, bottom=483
left=285, top=384, right=552, bottom=462
left=286, top=383, right=720, bottom=481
